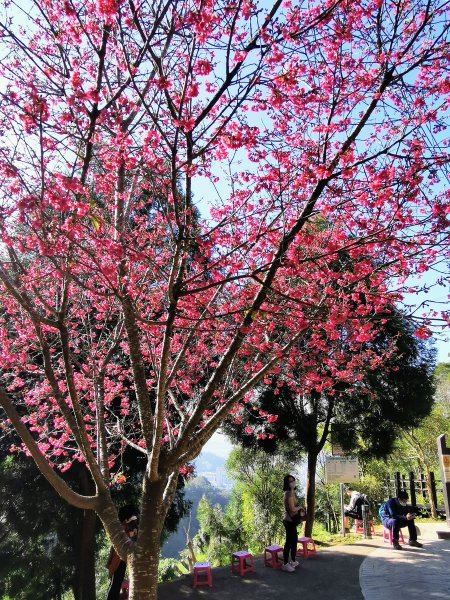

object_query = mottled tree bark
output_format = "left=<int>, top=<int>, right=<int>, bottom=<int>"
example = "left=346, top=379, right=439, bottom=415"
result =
left=73, top=466, right=97, bottom=600
left=304, top=451, right=318, bottom=538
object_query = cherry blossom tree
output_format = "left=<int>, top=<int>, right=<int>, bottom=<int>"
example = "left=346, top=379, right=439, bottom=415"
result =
left=0, top=0, right=449, bottom=597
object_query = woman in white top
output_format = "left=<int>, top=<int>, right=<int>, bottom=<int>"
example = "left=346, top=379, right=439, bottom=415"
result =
left=282, top=474, right=303, bottom=572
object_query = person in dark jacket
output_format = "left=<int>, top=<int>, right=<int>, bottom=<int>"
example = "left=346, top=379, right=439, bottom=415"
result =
left=380, top=490, right=423, bottom=550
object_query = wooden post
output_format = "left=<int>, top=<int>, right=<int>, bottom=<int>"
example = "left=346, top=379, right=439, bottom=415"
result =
left=362, top=504, right=371, bottom=539
left=409, top=472, right=416, bottom=507
left=430, top=472, right=438, bottom=514
left=394, top=472, right=401, bottom=497
left=340, top=483, right=346, bottom=536
left=437, top=435, right=450, bottom=530
left=384, top=476, right=390, bottom=499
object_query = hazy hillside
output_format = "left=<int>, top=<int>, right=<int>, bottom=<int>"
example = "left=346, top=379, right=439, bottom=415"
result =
left=161, top=475, right=230, bottom=558
left=194, top=452, right=227, bottom=473
left=192, top=451, right=234, bottom=489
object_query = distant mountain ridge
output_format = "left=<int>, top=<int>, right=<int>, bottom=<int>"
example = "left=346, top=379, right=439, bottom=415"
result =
left=161, top=475, right=230, bottom=558
left=193, top=451, right=227, bottom=473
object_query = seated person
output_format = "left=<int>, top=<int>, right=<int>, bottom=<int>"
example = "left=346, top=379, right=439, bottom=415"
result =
left=344, top=486, right=363, bottom=520
left=344, top=486, right=364, bottom=529
left=379, top=490, right=423, bottom=550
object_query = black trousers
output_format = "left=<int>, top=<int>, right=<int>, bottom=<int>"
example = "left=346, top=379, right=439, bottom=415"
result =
left=106, top=560, right=126, bottom=600
left=344, top=509, right=361, bottom=520
left=283, top=520, right=298, bottom=564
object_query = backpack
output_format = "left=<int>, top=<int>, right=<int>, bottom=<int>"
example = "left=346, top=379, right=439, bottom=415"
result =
left=354, top=493, right=370, bottom=518
left=360, top=493, right=369, bottom=507
left=378, top=501, right=389, bottom=519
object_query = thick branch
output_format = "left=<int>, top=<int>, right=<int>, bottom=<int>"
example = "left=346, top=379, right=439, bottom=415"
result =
left=0, top=386, right=99, bottom=510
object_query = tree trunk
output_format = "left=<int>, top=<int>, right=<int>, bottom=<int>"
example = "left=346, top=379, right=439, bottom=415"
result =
left=127, top=540, right=160, bottom=600
left=303, top=451, right=318, bottom=538
left=73, top=509, right=97, bottom=600
left=73, top=466, right=97, bottom=600
left=127, top=475, right=174, bottom=600
left=424, top=468, right=438, bottom=519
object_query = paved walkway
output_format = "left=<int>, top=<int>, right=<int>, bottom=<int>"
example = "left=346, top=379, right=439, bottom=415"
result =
left=158, top=523, right=450, bottom=600
left=360, top=523, right=450, bottom=600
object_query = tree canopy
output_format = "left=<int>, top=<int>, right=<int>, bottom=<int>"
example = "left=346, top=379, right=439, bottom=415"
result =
left=0, top=1, right=449, bottom=597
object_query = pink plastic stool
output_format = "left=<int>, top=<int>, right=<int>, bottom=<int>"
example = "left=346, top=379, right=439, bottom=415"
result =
left=355, top=520, right=375, bottom=535
left=231, top=551, right=255, bottom=576
left=296, top=537, right=317, bottom=558
left=264, top=544, right=283, bottom=569
left=383, top=527, right=405, bottom=545
left=192, top=562, right=212, bottom=587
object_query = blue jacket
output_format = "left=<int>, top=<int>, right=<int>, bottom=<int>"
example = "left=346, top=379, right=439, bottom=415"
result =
left=381, top=498, right=409, bottom=520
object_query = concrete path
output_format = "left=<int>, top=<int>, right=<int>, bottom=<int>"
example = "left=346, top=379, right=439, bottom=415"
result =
left=158, top=523, right=450, bottom=600
left=360, top=523, right=450, bottom=600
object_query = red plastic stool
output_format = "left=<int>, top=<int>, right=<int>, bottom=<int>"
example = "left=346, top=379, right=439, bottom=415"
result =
left=383, top=527, right=405, bottom=545
left=296, top=537, right=317, bottom=558
left=192, top=562, right=212, bottom=587
left=355, top=520, right=375, bottom=535
left=231, top=551, right=255, bottom=576
left=264, top=545, right=283, bottom=569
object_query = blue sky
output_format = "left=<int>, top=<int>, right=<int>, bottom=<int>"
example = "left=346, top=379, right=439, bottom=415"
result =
left=202, top=431, right=235, bottom=459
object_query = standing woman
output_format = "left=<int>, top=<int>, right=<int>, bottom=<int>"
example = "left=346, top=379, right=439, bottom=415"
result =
left=282, top=474, right=303, bottom=572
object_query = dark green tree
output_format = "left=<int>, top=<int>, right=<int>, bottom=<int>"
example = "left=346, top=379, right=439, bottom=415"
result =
left=332, top=315, right=436, bottom=457
left=0, top=454, right=97, bottom=600
left=0, top=442, right=190, bottom=600
left=224, top=313, right=436, bottom=536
